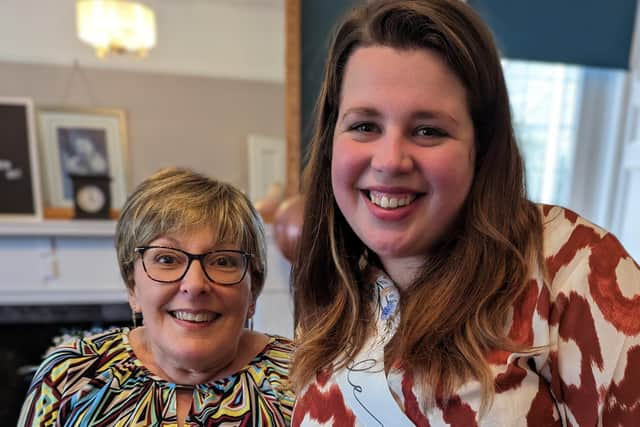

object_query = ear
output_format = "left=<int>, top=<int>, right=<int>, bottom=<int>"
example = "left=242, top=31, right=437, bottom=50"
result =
left=246, top=301, right=256, bottom=320
left=128, top=287, right=139, bottom=313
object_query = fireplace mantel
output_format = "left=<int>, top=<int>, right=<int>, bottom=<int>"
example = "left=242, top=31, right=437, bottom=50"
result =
left=0, top=219, right=124, bottom=305
left=0, top=219, right=116, bottom=236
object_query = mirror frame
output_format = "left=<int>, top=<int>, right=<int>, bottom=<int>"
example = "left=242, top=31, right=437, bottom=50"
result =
left=285, top=0, right=301, bottom=196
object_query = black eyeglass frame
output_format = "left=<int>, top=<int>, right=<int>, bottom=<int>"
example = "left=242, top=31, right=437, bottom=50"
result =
left=134, top=245, right=253, bottom=286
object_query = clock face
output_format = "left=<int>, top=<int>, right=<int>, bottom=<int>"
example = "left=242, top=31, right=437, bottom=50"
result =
left=76, top=185, right=106, bottom=214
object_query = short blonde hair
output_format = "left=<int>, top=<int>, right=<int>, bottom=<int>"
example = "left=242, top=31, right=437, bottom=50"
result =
left=115, top=167, right=266, bottom=298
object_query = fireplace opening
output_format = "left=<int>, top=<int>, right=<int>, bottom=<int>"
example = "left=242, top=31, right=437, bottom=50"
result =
left=0, top=303, right=130, bottom=424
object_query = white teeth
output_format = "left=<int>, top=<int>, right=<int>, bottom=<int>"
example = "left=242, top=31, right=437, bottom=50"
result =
left=368, top=192, right=417, bottom=210
left=172, top=311, right=217, bottom=322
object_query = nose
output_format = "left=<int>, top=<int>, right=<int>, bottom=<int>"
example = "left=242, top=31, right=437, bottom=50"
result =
left=179, top=259, right=211, bottom=295
left=370, top=129, right=413, bottom=175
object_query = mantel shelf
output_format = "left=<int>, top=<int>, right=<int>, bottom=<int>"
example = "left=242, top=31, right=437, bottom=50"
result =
left=0, top=219, right=116, bottom=237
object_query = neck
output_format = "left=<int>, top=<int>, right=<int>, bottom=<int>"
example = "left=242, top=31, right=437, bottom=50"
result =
left=130, top=328, right=265, bottom=385
left=154, top=356, right=235, bottom=385
left=380, top=256, right=423, bottom=289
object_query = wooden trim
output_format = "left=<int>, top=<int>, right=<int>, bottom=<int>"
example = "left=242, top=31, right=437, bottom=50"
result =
left=44, top=207, right=120, bottom=220
left=285, top=0, right=301, bottom=196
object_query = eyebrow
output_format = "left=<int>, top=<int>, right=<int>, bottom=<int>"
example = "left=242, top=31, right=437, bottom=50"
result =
left=151, top=236, right=235, bottom=251
left=339, top=107, right=379, bottom=120
left=340, top=107, right=459, bottom=126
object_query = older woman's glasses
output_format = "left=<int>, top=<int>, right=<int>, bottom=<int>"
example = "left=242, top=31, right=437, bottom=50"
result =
left=134, top=246, right=252, bottom=285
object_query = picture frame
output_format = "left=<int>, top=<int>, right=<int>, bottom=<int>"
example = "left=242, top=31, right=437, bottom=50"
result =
left=247, top=134, right=286, bottom=203
left=37, top=107, right=129, bottom=210
left=0, top=97, right=43, bottom=220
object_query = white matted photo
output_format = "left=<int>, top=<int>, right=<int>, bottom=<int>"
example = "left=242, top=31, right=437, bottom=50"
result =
left=37, top=107, right=129, bottom=209
left=247, top=134, right=285, bottom=203
left=0, top=97, right=42, bottom=220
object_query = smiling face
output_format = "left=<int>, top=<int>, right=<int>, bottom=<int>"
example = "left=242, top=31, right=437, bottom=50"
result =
left=128, top=225, right=253, bottom=374
left=331, top=46, right=475, bottom=287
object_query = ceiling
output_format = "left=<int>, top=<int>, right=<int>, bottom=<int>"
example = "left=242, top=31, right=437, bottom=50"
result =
left=0, top=0, right=285, bottom=83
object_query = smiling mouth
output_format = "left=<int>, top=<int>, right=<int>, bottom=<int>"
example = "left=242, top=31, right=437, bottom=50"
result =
left=365, top=190, right=419, bottom=209
left=169, top=311, right=220, bottom=323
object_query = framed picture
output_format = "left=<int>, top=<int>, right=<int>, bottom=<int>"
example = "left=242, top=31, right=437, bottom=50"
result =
left=247, top=134, right=285, bottom=203
left=0, top=97, right=42, bottom=220
left=37, top=107, right=129, bottom=209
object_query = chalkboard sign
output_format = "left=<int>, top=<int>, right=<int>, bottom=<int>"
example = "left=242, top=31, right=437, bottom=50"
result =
left=0, top=98, right=42, bottom=220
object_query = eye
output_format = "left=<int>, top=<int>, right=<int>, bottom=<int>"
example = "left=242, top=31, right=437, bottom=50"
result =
left=214, top=256, right=230, bottom=266
left=156, top=254, right=178, bottom=265
left=207, top=253, right=242, bottom=270
left=414, top=126, right=448, bottom=138
left=146, top=248, right=186, bottom=268
left=349, top=122, right=380, bottom=133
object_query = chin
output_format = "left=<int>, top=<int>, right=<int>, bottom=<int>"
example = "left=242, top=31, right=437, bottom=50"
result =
left=176, top=346, right=229, bottom=368
left=367, top=239, right=413, bottom=258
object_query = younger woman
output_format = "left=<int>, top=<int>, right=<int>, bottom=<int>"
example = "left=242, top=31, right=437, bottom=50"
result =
left=291, top=1, right=640, bottom=425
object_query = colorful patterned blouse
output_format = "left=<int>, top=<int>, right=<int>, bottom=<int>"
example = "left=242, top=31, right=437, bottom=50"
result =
left=293, top=205, right=640, bottom=426
left=19, top=328, right=295, bottom=426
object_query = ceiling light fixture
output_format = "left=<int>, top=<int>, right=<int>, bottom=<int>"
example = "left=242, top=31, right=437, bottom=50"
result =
left=76, top=0, right=157, bottom=58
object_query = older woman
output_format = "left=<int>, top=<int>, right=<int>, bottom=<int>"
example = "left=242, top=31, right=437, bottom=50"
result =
left=19, top=167, right=294, bottom=426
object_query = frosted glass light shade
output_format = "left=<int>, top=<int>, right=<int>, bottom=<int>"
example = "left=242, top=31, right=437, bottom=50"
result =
left=76, top=0, right=157, bottom=58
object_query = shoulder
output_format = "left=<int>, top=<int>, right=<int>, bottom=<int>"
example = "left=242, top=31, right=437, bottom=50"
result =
left=536, top=206, right=640, bottom=422
left=249, top=335, right=295, bottom=402
left=31, top=328, right=128, bottom=385
left=46, top=327, right=126, bottom=359
left=262, top=335, right=295, bottom=356
left=540, top=204, right=639, bottom=277
left=253, top=334, right=294, bottom=375
left=540, top=204, right=609, bottom=246
left=539, top=204, right=640, bottom=333
left=81, top=326, right=129, bottom=348
left=69, top=327, right=130, bottom=360
left=19, top=328, right=130, bottom=423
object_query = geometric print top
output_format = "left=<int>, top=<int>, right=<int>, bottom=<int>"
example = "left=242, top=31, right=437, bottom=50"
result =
left=293, top=205, right=640, bottom=426
left=18, top=328, right=295, bottom=427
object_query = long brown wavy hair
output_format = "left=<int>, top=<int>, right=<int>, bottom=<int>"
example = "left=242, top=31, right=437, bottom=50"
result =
left=291, top=0, right=545, bottom=410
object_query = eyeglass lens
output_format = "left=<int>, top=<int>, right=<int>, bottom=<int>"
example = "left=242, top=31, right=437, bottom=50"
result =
left=141, top=247, right=247, bottom=285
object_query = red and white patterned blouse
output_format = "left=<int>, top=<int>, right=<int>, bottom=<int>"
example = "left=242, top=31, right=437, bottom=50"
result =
left=293, top=205, right=640, bottom=426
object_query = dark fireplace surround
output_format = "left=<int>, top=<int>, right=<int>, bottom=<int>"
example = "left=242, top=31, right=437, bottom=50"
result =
left=0, top=303, right=130, bottom=424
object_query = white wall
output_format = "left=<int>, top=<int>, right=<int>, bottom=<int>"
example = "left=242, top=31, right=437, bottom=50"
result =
left=0, top=0, right=284, bottom=83
left=0, top=61, right=285, bottom=195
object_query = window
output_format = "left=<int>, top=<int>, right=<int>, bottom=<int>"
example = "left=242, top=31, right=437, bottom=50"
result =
left=502, top=59, right=627, bottom=229
left=502, top=59, right=582, bottom=205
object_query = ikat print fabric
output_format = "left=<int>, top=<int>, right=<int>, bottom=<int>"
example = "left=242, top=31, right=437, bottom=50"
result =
left=293, top=205, right=640, bottom=426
